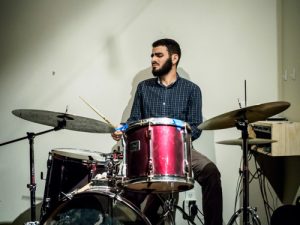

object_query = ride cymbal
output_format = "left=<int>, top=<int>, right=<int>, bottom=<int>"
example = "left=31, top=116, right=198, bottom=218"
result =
left=199, top=101, right=290, bottom=130
left=12, top=109, right=115, bottom=133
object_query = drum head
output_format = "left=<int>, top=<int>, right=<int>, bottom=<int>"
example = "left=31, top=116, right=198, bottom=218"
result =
left=41, top=190, right=151, bottom=225
left=51, top=148, right=105, bottom=162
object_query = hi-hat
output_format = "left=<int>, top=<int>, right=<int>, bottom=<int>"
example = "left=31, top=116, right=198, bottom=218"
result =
left=216, top=138, right=277, bottom=146
left=199, top=101, right=290, bottom=130
left=12, top=109, right=115, bottom=133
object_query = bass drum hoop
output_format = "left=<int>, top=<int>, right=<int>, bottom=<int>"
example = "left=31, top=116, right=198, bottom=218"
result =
left=41, top=188, right=151, bottom=225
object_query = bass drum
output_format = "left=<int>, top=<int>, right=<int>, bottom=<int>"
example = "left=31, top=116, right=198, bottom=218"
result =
left=41, top=188, right=151, bottom=225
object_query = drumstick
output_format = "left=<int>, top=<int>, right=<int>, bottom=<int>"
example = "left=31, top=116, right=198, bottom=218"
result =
left=79, top=96, right=115, bottom=128
left=77, top=182, right=92, bottom=193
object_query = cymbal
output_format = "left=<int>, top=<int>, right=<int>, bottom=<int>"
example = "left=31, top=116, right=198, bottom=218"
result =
left=12, top=109, right=115, bottom=133
left=198, top=101, right=290, bottom=130
left=216, top=138, right=277, bottom=146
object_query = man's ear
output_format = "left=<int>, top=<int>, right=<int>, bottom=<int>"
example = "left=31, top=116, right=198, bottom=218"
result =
left=172, top=54, right=179, bottom=65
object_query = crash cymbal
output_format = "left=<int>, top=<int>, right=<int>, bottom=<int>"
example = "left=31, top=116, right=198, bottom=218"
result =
left=12, top=109, right=115, bottom=133
left=216, top=138, right=277, bottom=146
left=199, top=101, right=290, bottom=130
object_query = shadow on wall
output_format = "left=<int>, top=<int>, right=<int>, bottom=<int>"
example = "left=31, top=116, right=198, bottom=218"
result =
left=0, top=202, right=42, bottom=225
left=118, top=66, right=217, bottom=163
left=121, top=66, right=198, bottom=122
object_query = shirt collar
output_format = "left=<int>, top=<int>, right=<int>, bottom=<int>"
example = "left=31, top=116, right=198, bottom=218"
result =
left=157, top=74, right=180, bottom=87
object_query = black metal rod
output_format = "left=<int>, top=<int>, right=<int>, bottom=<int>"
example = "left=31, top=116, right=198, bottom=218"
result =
left=244, top=80, right=247, bottom=107
left=241, top=122, right=249, bottom=225
left=0, top=126, right=63, bottom=222
left=27, top=132, right=36, bottom=221
left=0, top=128, right=57, bottom=146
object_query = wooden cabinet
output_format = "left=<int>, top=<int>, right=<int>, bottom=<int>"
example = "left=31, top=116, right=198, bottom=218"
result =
left=250, top=121, right=300, bottom=156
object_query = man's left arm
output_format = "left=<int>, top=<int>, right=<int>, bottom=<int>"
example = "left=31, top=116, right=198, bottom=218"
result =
left=187, top=85, right=203, bottom=141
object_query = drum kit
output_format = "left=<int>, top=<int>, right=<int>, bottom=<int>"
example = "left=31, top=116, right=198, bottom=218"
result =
left=0, top=101, right=290, bottom=225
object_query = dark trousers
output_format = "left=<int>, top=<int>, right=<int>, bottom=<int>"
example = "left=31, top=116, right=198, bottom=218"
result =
left=123, top=149, right=223, bottom=225
left=192, top=149, right=223, bottom=225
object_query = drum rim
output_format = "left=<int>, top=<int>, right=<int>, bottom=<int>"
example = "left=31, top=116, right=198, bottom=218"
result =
left=124, top=176, right=194, bottom=193
left=51, top=147, right=106, bottom=161
left=126, top=117, right=191, bottom=131
left=41, top=189, right=152, bottom=225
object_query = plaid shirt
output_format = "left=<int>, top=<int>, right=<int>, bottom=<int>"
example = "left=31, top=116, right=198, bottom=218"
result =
left=127, top=75, right=203, bottom=141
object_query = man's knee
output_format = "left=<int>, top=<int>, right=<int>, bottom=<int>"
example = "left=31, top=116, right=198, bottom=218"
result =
left=204, top=162, right=221, bottom=179
left=194, top=162, right=221, bottom=185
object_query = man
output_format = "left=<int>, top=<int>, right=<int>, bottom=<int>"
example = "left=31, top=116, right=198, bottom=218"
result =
left=112, top=38, right=223, bottom=225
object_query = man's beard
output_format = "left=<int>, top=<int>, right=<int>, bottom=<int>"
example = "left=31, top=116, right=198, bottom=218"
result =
left=152, top=57, right=173, bottom=77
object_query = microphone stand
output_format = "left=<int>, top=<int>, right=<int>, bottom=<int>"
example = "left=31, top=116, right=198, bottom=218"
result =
left=0, top=121, right=65, bottom=223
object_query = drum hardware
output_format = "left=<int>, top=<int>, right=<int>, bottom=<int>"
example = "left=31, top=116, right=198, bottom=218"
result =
left=148, top=125, right=154, bottom=179
left=24, top=222, right=40, bottom=225
left=120, top=135, right=127, bottom=180
left=184, top=160, right=190, bottom=175
left=199, top=101, right=290, bottom=225
left=147, top=159, right=154, bottom=178
left=59, top=191, right=74, bottom=201
left=154, top=193, right=197, bottom=225
left=40, top=153, right=53, bottom=217
left=183, top=125, right=191, bottom=176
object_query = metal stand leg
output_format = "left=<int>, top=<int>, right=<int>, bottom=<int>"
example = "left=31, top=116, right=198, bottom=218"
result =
left=155, top=193, right=197, bottom=225
left=156, top=196, right=176, bottom=225
left=227, top=119, right=262, bottom=225
left=227, top=207, right=261, bottom=225
left=0, top=125, right=64, bottom=224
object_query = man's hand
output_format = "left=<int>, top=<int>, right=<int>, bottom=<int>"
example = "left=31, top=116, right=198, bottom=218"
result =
left=111, top=123, right=128, bottom=141
left=111, top=130, right=123, bottom=141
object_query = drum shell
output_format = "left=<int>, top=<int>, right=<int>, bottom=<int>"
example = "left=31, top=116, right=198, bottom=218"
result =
left=125, top=118, right=194, bottom=192
left=41, top=148, right=106, bottom=219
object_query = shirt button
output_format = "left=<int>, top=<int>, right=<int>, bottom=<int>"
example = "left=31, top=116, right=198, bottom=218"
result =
left=163, top=102, right=166, bottom=105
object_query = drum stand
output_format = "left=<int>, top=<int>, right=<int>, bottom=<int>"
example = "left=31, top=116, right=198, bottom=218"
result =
left=155, top=194, right=197, bottom=225
left=227, top=118, right=261, bottom=225
left=0, top=122, right=65, bottom=224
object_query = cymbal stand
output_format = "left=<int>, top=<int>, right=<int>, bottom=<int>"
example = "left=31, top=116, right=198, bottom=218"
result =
left=227, top=118, right=261, bottom=225
left=0, top=122, right=65, bottom=223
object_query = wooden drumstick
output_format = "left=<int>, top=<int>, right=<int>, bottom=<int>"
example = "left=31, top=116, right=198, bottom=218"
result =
left=77, top=182, right=92, bottom=193
left=79, top=96, right=115, bottom=128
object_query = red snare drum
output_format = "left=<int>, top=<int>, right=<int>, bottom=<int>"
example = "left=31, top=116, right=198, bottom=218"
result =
left=124, top=118, right=194, bottom=192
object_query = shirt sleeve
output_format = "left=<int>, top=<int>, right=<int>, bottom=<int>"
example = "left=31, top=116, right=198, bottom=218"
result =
left=127, top=82, right=142, bottom=124
left=187, top=84, right=203, bottom=141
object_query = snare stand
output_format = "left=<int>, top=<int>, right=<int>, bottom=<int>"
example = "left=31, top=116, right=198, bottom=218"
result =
left=0, top=123, right=65, bottom=223
left=155, top=193, right=197, bottom=225
left=227, top=118, right=261, bottom=225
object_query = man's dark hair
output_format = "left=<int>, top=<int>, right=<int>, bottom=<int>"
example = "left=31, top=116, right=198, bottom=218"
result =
left=152, top=38, right=181, bottom=66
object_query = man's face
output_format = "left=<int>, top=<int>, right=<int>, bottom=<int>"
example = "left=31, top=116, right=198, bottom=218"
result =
left=151, top=46, right=173, bottom=77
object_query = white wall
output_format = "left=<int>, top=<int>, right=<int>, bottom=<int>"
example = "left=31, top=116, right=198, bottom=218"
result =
left=279, top=0, right=300, bottom=121
left=0, top=0, right=279, bottom=224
